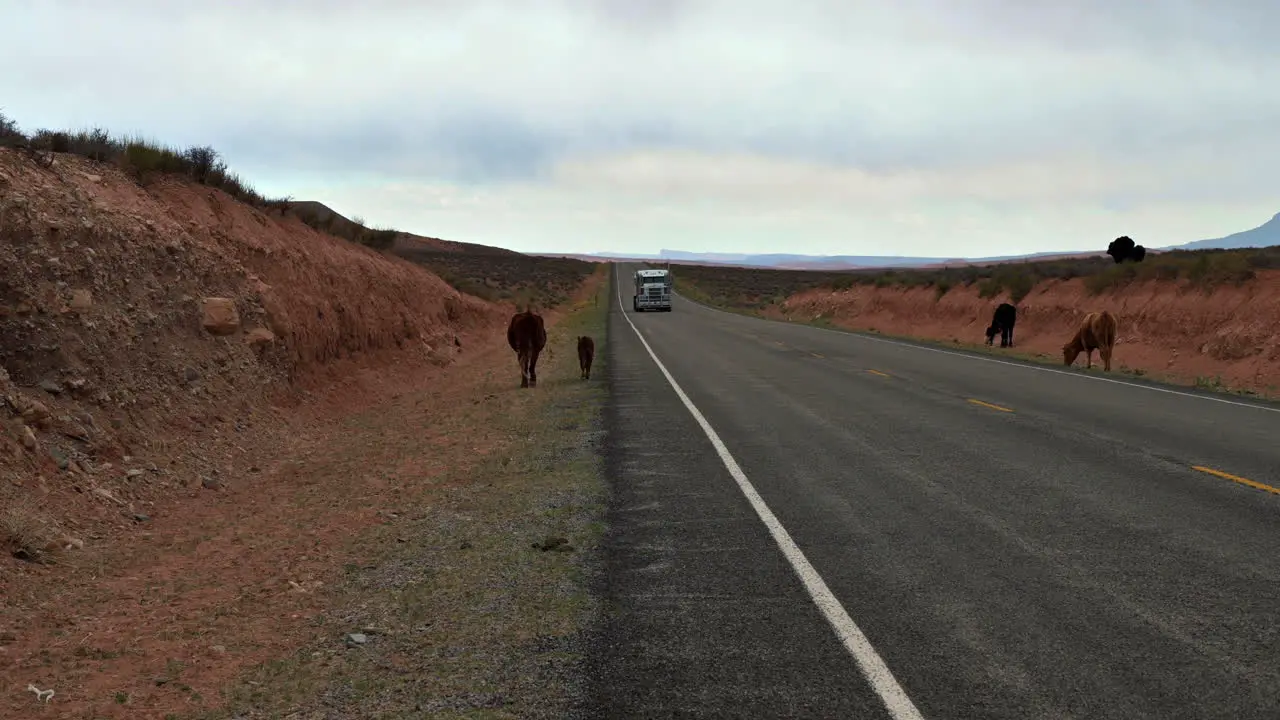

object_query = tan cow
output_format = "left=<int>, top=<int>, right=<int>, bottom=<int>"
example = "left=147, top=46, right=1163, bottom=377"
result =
left=1063, top=310, right=1119, bottom=371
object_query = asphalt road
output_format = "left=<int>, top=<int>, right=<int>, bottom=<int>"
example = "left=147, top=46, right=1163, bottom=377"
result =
left=578, top=263, right=1280, bottom=719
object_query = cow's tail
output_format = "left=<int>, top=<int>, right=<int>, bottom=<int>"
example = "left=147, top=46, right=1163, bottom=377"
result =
left=1100, top=311, right=1118, bottom=347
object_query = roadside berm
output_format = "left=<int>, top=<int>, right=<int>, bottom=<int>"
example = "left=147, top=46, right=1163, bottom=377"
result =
left=0, top=146, right=600, bottom=718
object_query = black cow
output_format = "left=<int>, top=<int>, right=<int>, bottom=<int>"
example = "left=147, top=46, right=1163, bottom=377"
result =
left=985, top=302, right=1017, bottom=348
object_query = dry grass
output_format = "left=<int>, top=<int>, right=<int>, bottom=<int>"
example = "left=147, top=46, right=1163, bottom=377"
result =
left=1, top=110, right=407, bottom=254
left=187, top=277, right=611, bottom=720
left=1, top=498, right=63, bottom=564
left=670, top=245, right=1280, bottom=315
left=397, top=249, right=600, bottom=311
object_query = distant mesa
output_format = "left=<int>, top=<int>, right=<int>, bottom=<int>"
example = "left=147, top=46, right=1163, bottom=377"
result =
left=567, top=210, right=1280, bottom=272
left=1173, top=211, right=1280, bottom=251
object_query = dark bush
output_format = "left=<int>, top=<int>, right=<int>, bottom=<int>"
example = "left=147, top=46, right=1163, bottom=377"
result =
left=0, top=112, right=27, bottom=147
left=1107, top=235, right=1147, bottom=263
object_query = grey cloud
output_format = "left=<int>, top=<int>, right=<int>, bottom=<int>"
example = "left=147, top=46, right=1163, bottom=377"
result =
left=3, top=0, right=1279, bottom=190
left=217, top=110, right=564, bottom=183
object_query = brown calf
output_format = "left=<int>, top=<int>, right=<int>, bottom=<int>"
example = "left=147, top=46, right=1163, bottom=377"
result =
left=507, top=310, right=547, bottom=388
left=1063, top=310, right=1118, bottom=371
left=577, top=335, right=595, bottom=380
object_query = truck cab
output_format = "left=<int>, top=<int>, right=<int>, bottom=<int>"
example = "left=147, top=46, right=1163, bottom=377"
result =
left=633, top=268, right=673, bottom=312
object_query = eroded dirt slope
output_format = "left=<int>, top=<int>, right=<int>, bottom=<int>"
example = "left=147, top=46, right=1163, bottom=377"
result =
left=0, top=147, right=608, bottom=717
left=779, top=272, right=1280, bottom=395
left=0, top=145, right=510, bottom=596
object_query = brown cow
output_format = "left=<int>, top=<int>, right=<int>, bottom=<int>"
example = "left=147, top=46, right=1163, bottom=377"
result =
left=577, top=335, right=595, bottom=380
left=1063, top=310, right=1118, bottom=371
left=507, top=310, right=547, bottom=388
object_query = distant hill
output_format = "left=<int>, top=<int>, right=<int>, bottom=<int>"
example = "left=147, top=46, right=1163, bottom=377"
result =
left=577, top=211, right=1280, bottom=270
left=287, top=200, right=520, bottom=256
left=1169, top=212, right=1280, bottom=251
left=578, top=248, right=1108, bottom=270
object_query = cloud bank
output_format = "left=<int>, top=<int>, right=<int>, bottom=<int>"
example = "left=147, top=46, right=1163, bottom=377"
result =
left=3, top=0, right=1278, bottom=256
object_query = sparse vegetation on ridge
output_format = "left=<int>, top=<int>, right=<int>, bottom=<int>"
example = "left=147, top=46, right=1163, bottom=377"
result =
left=397, top=248, right=599, bottom=311
left=0, top=110, right=404, bottom=253
left=671, top=244, right=1280, bottom=314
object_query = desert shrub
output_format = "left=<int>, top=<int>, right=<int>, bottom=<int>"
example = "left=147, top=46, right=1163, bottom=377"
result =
left=977, top=278, right=1001, bottom=299
left=1188, top=252, right=1254, bottom=288
left=183, top=145, right=222, bottom=184
left=995, top=268, right=1037, bottom=303
left=2, top=502, right=61, bottom=564
left=0, top=112, right=27, bottom=147
left=31, top=129, right=71, bottom=152
left=360, top=227, right=400, bottom=251
left=1083, top=263, right=1136, bottom=294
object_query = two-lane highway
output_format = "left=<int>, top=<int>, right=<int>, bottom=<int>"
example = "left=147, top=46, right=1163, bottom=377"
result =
left=577, top=264, right=1280, bottom=719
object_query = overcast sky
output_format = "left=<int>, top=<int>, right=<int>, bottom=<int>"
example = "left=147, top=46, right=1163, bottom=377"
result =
left=3, top=1, right=1278, bottom=257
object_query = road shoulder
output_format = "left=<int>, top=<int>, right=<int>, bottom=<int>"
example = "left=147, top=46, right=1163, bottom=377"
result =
left=188, top=283, right=611, bottom=720
left=570, top=273, right=890, bottom=719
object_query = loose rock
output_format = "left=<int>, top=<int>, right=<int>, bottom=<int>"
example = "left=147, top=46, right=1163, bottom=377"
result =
left=201, top=297, right=240, bottom=336
left=533, top=536, right=571, bottom=552
left=245, top=327, right=275, bottom=348
left=69, top=289, right=92, bottom=312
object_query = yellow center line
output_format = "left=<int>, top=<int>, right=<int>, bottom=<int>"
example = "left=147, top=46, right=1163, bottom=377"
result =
left=811, top=352, right=825, bottom=359
left=1191, top=466, right=1280, bottom=495
left=867, top=369, right=891, bottom=378
left=967, top=398, right=1014, bottom=413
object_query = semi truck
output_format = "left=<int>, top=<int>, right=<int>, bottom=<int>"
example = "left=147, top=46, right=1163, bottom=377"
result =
left=633, top=268, right=673, bottom=312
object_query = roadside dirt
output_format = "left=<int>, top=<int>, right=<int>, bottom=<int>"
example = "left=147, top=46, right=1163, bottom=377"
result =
left=1, top=269, right=606, bottom=719
left=211, top=275, right=609, bottom=720
left=776, top=272, right=1280, bottom=397
left=0, top=145, right=607, bottom=718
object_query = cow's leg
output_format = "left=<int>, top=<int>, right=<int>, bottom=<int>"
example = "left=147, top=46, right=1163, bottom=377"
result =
left=1101, top=347, right=1112, bottom=371
left=1085, top=349, right=1093, bottom=369
left=518, top=348, right=530, bottom=388
left=528, top=349, right=540, bottom=387
left=1004, top=327, right=1013, bottom=348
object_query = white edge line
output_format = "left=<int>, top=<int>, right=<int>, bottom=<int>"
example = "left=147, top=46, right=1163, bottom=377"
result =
left=666, top=279, right=1280, bottom=415
left=613, top=266, right=927, bottom=720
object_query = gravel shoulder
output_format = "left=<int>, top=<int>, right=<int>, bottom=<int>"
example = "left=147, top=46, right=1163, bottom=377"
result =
left=188, top=284, right=610, bottom=720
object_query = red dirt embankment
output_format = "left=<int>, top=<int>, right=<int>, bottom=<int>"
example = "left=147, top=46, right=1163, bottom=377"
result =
left=3, top=141, right=519, bottom=632
left=779, top=272, right=1280, bottom=395
left=0, top=148, right=506, bottom=451
left=1, top=149, right=509, bottom=494
left=0, top=146, right=553, bottom=716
